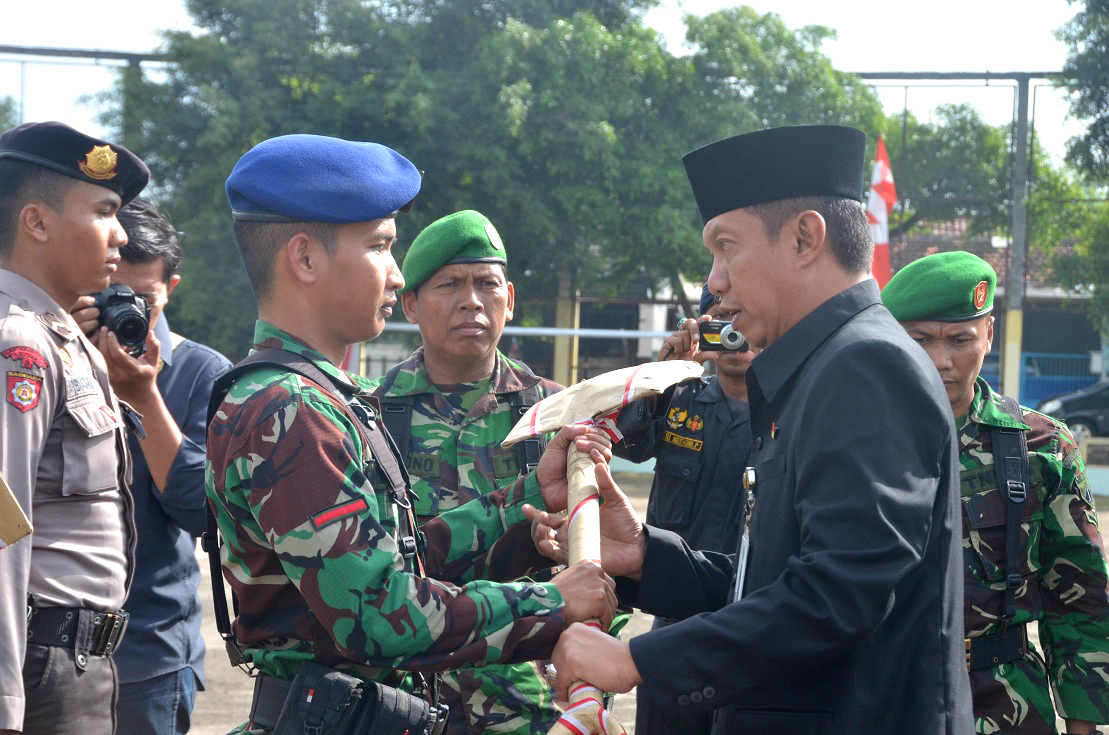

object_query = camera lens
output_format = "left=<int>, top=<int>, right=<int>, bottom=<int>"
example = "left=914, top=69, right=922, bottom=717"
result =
left=719, top=325, right=749, bottom=352
left=102, top=304, right=148, bottom=347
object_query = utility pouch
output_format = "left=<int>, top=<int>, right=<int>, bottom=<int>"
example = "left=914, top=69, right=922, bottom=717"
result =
left=353, top=680, right=446, bottom=735
left=273, top=661, right=364, bottom=735
left=273, top=661, right=446, bottom=735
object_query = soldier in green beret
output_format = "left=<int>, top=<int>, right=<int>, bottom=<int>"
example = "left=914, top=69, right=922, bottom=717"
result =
left=368, top=209, right=565, bottom=735
left=883, top=250, right=1109, bottom=735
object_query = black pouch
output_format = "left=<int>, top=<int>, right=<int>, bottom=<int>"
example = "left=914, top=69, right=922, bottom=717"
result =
left=274, top=660, right=446, bottom=735
left=353, top=679, right=446, bottom=735
left=273, top=661, right=364, bottom=735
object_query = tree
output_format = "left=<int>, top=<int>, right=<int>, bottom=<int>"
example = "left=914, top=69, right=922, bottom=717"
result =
left=0, top=97, right=17, bottom=131
left=1057, top=0, right=1109, bottom=182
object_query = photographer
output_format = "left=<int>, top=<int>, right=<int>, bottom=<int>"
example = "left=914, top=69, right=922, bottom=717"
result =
left=72, top=198, right=230, bottom=735
left=612, top=283, right=756, bottom=735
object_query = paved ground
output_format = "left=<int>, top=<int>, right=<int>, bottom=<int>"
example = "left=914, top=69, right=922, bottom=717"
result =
left=190, top=472, right=657, bottom=735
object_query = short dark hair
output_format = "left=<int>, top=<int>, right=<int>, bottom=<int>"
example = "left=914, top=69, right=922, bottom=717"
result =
left=116, top=197, right=182, bottom=282
left=231, top=220, right=341, bottom=302
left=749, top=196, right=873, bottom=275
left=0, top=160, right=70, bottom=258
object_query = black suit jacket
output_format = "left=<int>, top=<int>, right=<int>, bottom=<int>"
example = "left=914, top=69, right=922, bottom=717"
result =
left=626, top=280, right=972, bottom=735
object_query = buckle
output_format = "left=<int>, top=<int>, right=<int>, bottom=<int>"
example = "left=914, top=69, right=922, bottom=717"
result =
left=964, top=637, right=972, bottom=668
left=1006, top=480, right=1027, bottom=502
left=399, top=535, right=417, bottom=559
left=1007, top=573, right=1022, bottom=590
left=90, top=611, right=129, bottom=656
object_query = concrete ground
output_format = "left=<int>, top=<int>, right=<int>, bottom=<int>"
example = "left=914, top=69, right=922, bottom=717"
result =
left=189, top=472, right=657, bottom=735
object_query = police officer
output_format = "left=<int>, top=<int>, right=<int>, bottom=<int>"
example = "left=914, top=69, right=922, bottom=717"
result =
left=0, top=121, right=148, bottom=735
left=613, top=284, right=755, bottom=735
left=208, top=135, right=617, bottom=733
left=542, top=125, right=972, bottom=735
left=368, top=209, right=564, bottom=735
left=882, top=251, right=1109, bottom=735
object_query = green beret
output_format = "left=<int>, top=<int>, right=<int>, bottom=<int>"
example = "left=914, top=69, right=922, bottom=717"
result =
left=881, top=251, right=996, bottom=322
left=401, top=210, right=507, bottom=293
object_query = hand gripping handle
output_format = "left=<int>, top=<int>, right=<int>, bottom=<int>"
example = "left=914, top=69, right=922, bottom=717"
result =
left=547, top=446, right=627, bottom=735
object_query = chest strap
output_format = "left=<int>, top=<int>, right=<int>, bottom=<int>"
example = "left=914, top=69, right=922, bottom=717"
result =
left=377, top=362, right=547, bottom=480
left=987, top=395, right=1030, bottom=624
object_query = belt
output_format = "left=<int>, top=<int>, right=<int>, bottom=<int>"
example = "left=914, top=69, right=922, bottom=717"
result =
left=966, top=624, right=1027, bottom=671
left=26, top=606, right=129, bottom=657
left=248, top=674, right=292, bottom=731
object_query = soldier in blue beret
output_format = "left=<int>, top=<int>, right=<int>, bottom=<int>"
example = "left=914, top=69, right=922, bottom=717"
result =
left=543, top=125, right=973, bottom=735
left=0, top=121, right=149, bottom=735
left=884, top=251, right=1109, bottom=735
left=209, top=136, right=619, bottom=735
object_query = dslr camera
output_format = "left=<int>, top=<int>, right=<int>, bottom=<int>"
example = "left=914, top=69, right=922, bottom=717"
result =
left=90, top=284, right=151, bottom=357
left=698, top=320, right=749, bottom=352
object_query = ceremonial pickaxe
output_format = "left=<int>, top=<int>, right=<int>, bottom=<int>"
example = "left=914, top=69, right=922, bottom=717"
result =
left=503, top=360, right=705, bottom=735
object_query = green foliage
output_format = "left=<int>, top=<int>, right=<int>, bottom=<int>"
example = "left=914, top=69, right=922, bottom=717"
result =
left=1049, top=201, right=1109, bottom=332
left=0, top=96, right=18, bottom=131
left=879, top=105, right=1010, bottom=239
left=1057, top=0, right=1109, bottom=182
left=105, top=0, right=1085, bottom=357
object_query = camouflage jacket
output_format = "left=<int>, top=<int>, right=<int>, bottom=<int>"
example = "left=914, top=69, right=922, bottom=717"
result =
left=205, top=322, right=565, bottom=687
left=368, top=348, right=564, bottom=735
left=959, top=378, right=1109, bottom=732
left=367, top=348, right=562, bottom=522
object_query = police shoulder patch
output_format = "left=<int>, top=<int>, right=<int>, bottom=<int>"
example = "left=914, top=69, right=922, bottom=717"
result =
left=310, top=497, right=369, bottom=530
left=7, top=371, right=43, bottom=413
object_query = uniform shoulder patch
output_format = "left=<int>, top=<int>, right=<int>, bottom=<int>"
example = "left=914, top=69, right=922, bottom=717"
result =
left=2, top=346, right=48, bottom=370
left=7, top=371, right=43, bottom=412
left=310, top=497, right=369, bottom=530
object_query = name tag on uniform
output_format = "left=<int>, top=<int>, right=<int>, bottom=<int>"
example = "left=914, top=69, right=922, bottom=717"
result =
left=663, top=431, right=703, bottom=451
left=65, top=374, right=100, bottom=401
left=406, top=452, right=441, bottom=478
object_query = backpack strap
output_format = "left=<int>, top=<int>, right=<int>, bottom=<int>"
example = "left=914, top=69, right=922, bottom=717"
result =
left=988, top=395, right=1031, bottom=625
left=506, top=382, right=545, bottom=476
left=375, top=362, right=416, bottom=475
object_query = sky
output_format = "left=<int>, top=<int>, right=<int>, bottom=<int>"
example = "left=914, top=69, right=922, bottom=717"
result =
left=0, top=0, right=1086, bottom=164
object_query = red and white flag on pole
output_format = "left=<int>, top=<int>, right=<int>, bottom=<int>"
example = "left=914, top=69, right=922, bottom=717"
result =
left=867, top=135, right=897, bottom=288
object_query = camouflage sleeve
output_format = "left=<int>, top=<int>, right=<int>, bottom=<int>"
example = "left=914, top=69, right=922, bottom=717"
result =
left=1036, top=422, right=1109, bottom=722
left=216, top=379, right=566, bottom=672
left=424, top=470, right=553, bottom=585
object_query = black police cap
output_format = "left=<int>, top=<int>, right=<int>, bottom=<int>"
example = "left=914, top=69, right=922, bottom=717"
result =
left=683, top=125, right=867, bottom=225
left=0, top=121, right=149, bottom=205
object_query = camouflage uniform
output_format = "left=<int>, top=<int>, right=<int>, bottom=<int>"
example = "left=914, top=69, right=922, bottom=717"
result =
left=206, top=323, right=567, bottom=733
left=368, top=346, right=563, bottom=735
left=960, top=377, right=1109, bottom=734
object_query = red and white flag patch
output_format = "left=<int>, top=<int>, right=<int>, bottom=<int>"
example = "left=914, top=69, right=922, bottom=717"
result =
left=7, top=371, right=43, bottom=413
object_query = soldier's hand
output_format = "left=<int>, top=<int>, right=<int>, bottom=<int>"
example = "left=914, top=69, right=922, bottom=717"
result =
left=96, top=327, right=161, bottom=406
left=536, top=425, right=613, bottom=513
left=524, top=506, right=568, bottom=564
left=550, top=622, right=642, bottom=700
left=70, top=294, right=100, bottom=338
left=551, top=560, right=617, bottom=629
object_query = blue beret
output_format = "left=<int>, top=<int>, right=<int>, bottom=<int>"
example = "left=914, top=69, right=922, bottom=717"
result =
left=683, top=125, right=866, bottom=225
left=699, top=283, right=718, bottom=315
left=225, top=134, right=421, bottom=223
left=0, top=121, right=149, bottom=205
